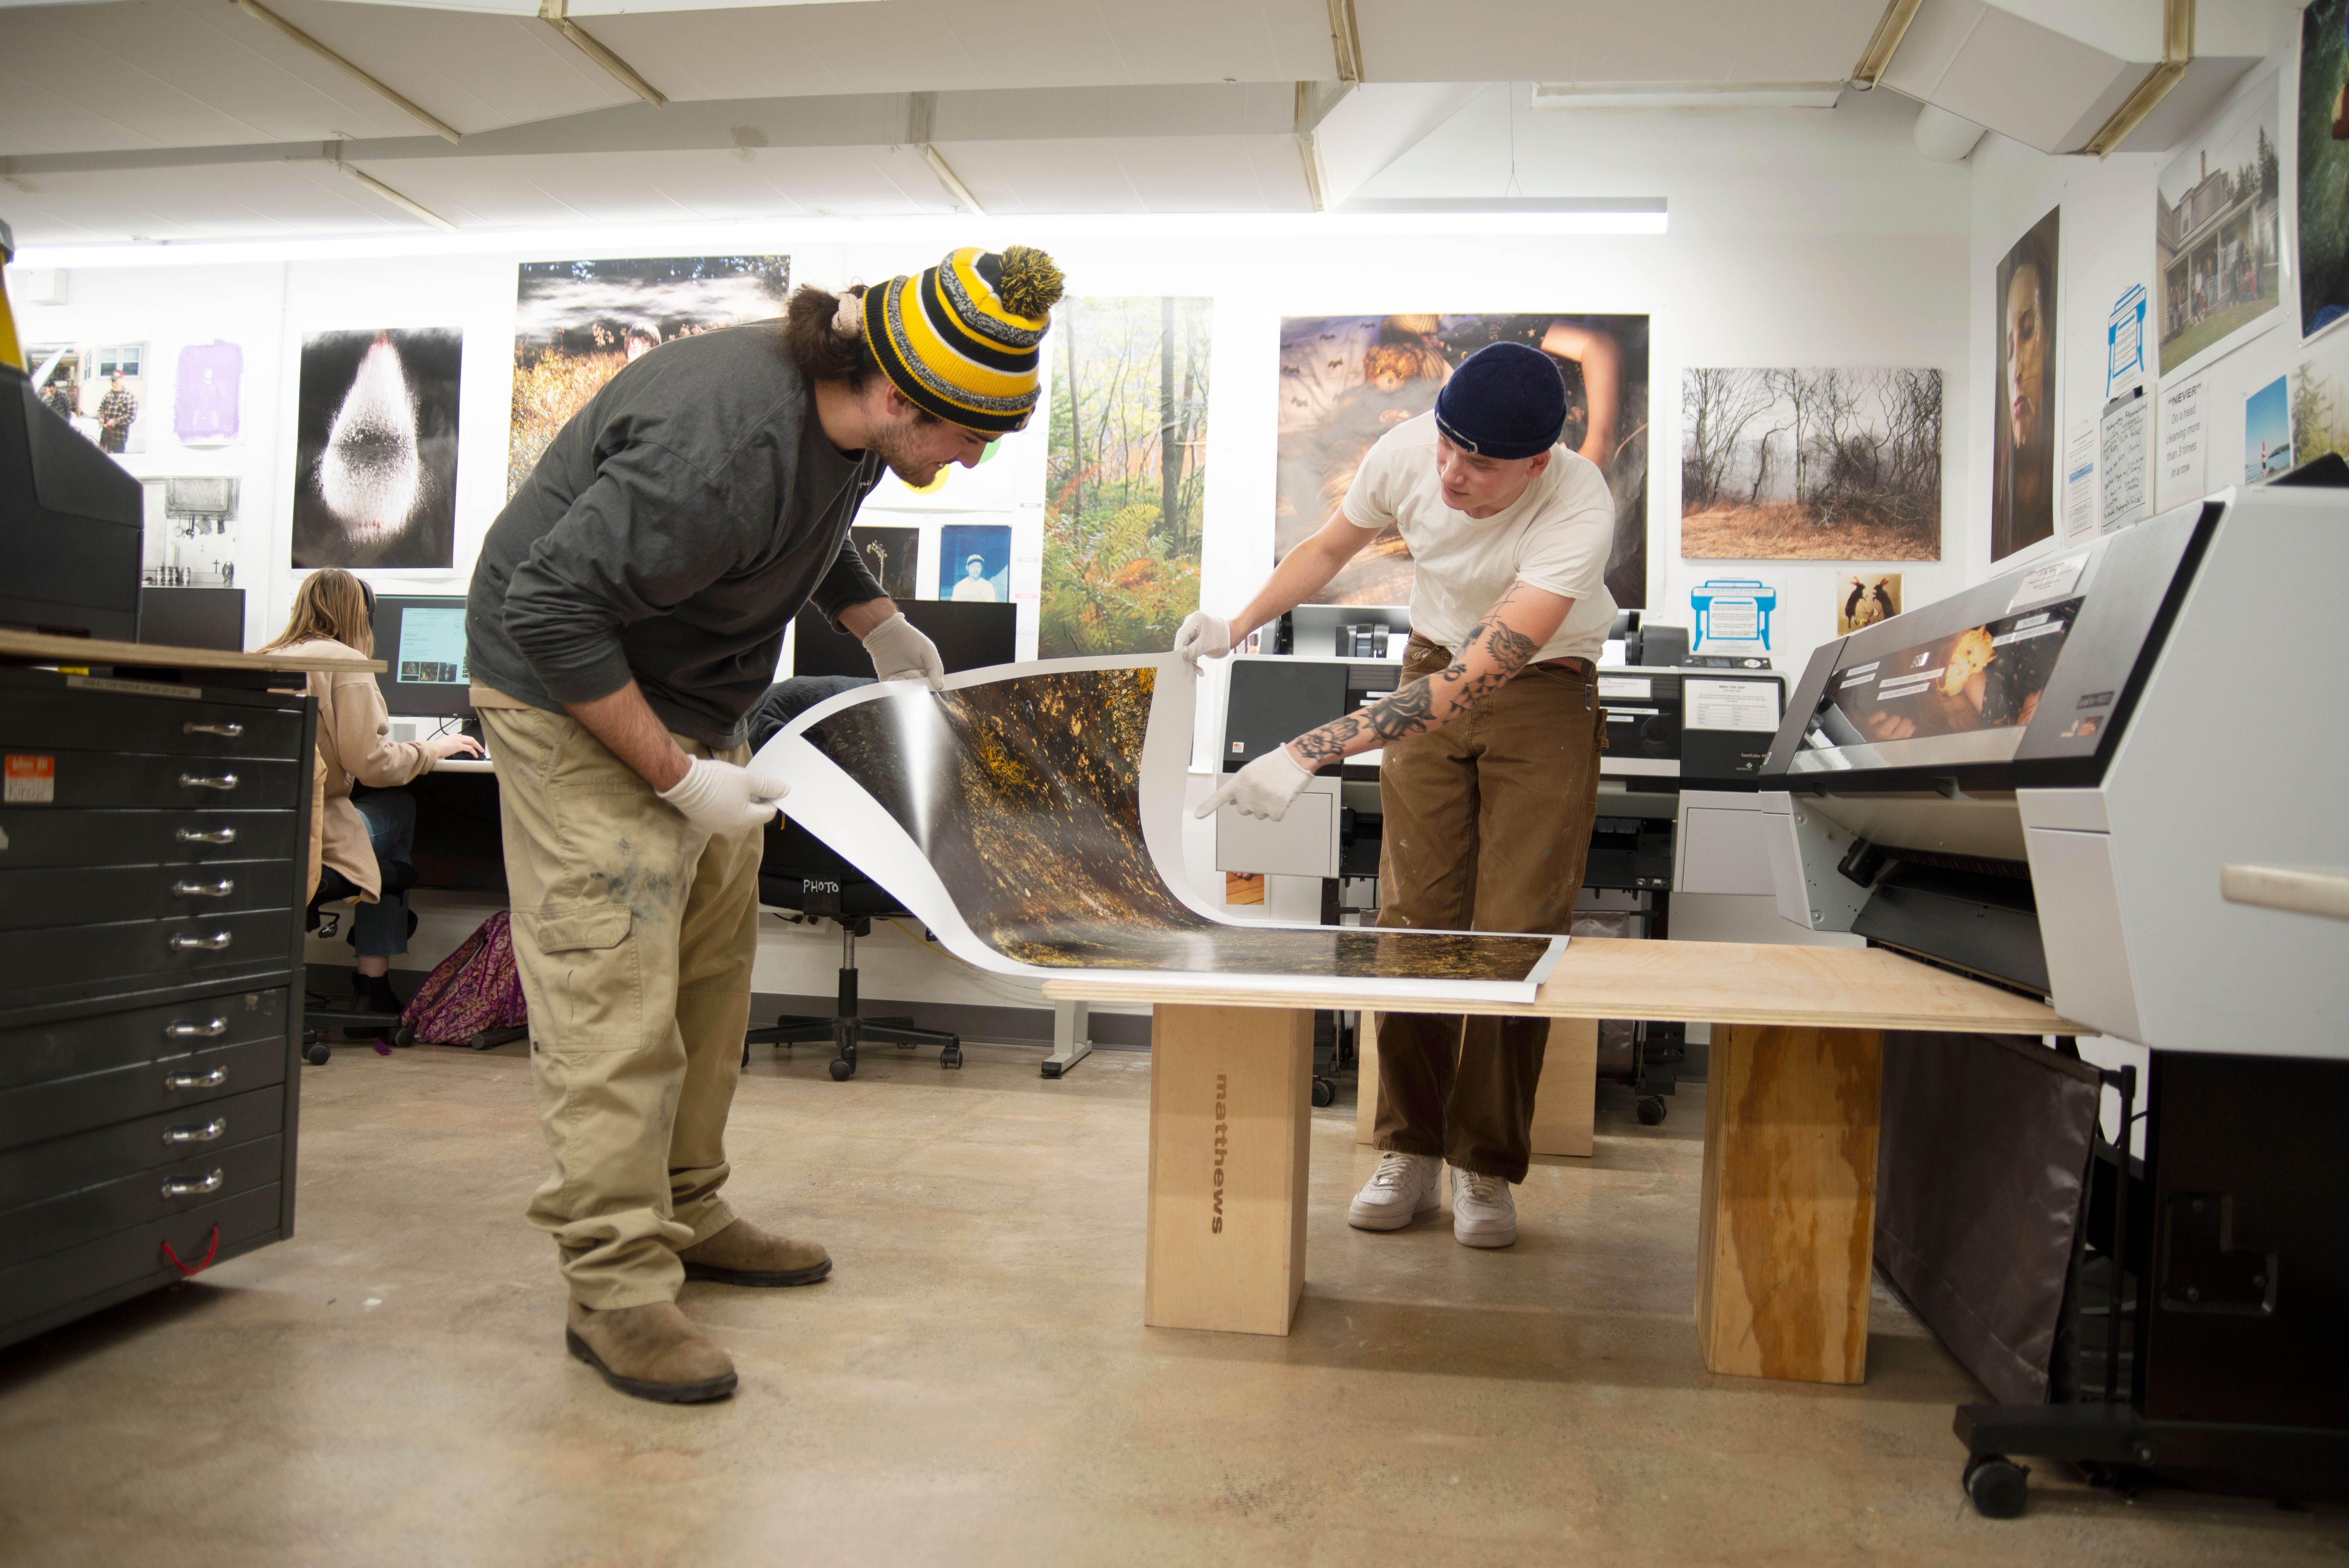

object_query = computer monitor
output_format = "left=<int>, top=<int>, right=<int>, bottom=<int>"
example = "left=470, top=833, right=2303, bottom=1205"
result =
left=137, top=586, right=245, bottom=652
left=792, top=599, right=1018, bottom=680
left=372, top=594, right=475, bottom=718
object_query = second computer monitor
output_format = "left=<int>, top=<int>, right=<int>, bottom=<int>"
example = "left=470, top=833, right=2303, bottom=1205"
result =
left=372, top=594, right=475, bottom=719
left=793, top=599, right=1018, bottom=680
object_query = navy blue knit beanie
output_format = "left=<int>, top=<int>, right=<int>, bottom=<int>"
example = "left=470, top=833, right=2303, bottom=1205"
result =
left=1433, top=341, right=1568, bottom=460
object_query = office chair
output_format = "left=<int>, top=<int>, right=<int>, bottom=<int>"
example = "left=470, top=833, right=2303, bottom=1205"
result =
left=744, top=814, right=963, bottom=1079
left=300, top=857, right=418, bottom=1064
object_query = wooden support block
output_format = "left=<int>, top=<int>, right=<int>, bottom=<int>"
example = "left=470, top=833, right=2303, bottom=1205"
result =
left=1355, top=1010, right=1596, bottom=1159
left=1145, top=1003, right=1314, bottom=1335
left=1526, top=1016, right=1597, bottom=1159
left=1695, top=1024, right=1883, bottom=1384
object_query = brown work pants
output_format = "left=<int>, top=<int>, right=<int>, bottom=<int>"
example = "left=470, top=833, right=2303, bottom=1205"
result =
left=1372, top=634, right=1604, bottom=1183
left=480, top=705, right=765, bottom=1309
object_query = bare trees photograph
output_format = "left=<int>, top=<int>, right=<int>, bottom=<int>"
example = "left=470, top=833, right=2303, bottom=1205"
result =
left=1680, top=367, right=1942, bottom=560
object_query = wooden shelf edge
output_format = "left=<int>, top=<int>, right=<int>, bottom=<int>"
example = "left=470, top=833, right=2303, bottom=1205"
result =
left=0, top=628, right=382, bottom=674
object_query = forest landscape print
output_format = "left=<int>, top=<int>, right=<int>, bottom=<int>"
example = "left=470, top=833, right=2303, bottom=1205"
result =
left=1041, top=297, right=1211, bottom=657
left=1680, top=367, right=1942, bottom=561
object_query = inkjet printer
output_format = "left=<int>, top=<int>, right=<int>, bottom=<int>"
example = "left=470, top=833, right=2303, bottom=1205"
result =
left=1756, top=483, right=2342, bottom=1055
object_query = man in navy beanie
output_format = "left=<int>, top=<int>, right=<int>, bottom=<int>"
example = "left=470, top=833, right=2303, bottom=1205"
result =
left=1181, top=339, right=1617, bottom=1250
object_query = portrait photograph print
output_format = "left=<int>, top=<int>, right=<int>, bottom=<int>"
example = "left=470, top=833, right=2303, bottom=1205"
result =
left=291, top=328, right=462, bottom=570
left=1992, top=207, right=2059, bottom=563
left=939, top=523, right=1011, bottom=603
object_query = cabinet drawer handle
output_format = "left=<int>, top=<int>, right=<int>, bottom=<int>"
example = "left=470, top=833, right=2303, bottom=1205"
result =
left=170, top=931, right=233, bottom=952
left=162, top=1169, right=225, bottom=1198
left=175, top=826, right=237, bottom=845
left=163, top=1117, right=227, bottom=1146
left=172, top=878, right=235, bottom=898
left=183, top=721, right=244, bottom=738
left=179, top=772, right=239, bottom=791
left=166, top=1065, right=230, bottom=1091
left=166, top=1017, right=229, bottom=1040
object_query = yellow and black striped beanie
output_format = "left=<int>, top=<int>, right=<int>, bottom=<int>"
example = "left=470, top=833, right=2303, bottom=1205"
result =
left=862, top=244, right=1065, bottom=433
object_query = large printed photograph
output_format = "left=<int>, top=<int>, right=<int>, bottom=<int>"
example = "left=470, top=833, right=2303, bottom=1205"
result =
left=509, top=255, right=789, bottom=496
left=1992, top=208, right=2060, bottom=564
left=2301, top=0, right=2349, bottom=339
left=794, top=665, right=1555, bottom=982
left=2157, top=69, right=2281, bottom=374
left=1821, top=598, right=2080, bottom=745
left=291, top=328, right=462, bottom=570
left=1679, top=368, right=1941, bottom=560
left=1275, top=314, right=1649, bottom=608
left=1042, top=296, right=1211, bottom=657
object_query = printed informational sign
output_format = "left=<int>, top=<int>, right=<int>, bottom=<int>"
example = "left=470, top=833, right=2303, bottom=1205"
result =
left=1684, top=677, right=1782, bottom=732
left=2098, top=387, right=2151, bottom=533
left=2009, top=552, right=2089, bottom=611
left=2158, top=374, right=2210, bottom=513
left=2063, top=418, right=2098, bottom=544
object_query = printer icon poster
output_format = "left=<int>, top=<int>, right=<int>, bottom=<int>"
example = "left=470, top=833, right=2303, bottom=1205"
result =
left=1691, top=576, right=1781, bottom=654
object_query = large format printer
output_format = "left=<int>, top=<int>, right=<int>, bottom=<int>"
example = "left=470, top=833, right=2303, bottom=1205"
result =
left=1756, top=483, right=2346, bottom=1511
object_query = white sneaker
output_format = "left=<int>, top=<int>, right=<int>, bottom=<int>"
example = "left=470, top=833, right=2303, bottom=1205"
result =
left=1449, top=1167, right=1518, bottom=1248
left=1348, top=1151, right=1442, bottom=1231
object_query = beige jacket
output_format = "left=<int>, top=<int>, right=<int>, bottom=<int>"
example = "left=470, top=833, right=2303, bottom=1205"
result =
left=281, top=636, right=432, bottom=901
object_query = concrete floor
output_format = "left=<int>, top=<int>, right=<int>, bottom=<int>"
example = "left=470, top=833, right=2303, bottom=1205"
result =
left=2, top=1039, right=2342, bottom=1567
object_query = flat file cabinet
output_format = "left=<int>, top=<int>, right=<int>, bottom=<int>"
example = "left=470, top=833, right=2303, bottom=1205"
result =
left=0, top=659, right=317, bottom=1351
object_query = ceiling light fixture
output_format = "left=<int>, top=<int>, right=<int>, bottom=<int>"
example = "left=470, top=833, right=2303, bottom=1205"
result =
left=1529, top=81, right=1844, bottom=112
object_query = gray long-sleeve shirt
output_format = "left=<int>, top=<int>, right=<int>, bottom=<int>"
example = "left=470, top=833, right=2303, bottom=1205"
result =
left=467, top=322, right=885, bottom=747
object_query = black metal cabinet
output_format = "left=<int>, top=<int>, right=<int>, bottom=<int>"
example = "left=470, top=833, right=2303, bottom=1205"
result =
left=0, top=664, right=313, bottom=1352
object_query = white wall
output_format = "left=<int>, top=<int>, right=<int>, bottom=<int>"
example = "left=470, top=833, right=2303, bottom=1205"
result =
left=9, top=94, right=1977, bottom=1010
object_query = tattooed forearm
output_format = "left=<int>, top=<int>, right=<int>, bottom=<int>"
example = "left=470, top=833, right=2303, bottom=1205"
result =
left=1280, top=597, right=1554, bottom=768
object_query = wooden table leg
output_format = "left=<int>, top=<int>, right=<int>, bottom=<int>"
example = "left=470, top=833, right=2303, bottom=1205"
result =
left=1695, top=1024, right=1883, bottom=1384
left=1145, top=1003, right=1313, bottom=1335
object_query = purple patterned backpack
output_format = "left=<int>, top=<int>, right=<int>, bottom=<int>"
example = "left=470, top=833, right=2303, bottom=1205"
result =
left=400, top=912, right=529, bottom=1048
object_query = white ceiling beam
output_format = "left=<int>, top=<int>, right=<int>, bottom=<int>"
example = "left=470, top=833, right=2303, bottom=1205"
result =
left=538, top=0, right=666, bottom=106
left=228, top=0, right=464, bottom=143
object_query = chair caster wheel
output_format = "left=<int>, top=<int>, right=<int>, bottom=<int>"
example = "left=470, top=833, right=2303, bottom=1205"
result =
left=392, top=1027, right=416, bottom=1048
left=305, top=1041, right=331, bottom=1066
left=1636, top=1095, right=1667, bottom=1126
left=1311, top=1077, right=1336, bottom=1108
left=942, top=1046, right=964, bottom=1069
left=1962, top=1454, right=2028, bottom=1519
left=829, top=1058, right=854, bottom=1081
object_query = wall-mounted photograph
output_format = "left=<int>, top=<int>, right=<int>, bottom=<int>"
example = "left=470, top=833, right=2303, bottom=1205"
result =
left=509, top=254, right=789, bottom=496
left=1041, top=295, right=1211, bottom=657
left=2301, top=1, right=2349, bottom=339
left=173, top=340, right=243, bottom=445
left=2246, top=375, right=2293, bottom=483
left=1836, top=572, right=1902, bottom=634
left=291, top=328, right=463, bottom=570
left=1680, top=367, right=1941, bottom=561
left=27, top=340, right=149, bottom=455
left=939, top=523, right=1011, bottom=603
left=849, top=525, right=920, bottom=599
left=1275, top=313, right=1649, bottom=608
left=2157, top=70, right=2280, bottom=376
left=141, top=478, right=241, bottom=587
left=1993, top=207, right=2060, bottom=563
left=2293, top=334, right=2349, bottom=464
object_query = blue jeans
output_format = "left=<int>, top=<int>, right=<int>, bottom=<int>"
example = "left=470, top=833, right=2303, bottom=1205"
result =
left=350, top=790, right=416, bottom=958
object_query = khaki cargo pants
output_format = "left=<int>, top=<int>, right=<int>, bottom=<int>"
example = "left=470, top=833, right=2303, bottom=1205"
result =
left=480, top=705, right=764, bottom=1309
left=1372, top=634, right=1604, bottom=1183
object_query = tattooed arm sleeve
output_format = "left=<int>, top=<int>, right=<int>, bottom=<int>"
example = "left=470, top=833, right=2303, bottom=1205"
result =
left=1282, top=581, right=1576, bottom=769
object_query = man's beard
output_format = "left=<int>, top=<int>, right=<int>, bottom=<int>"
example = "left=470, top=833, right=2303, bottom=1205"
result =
left=866, top=416, right=945, bottom=487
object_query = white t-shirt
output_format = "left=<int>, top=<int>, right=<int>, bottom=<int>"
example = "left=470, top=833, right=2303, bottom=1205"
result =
left=1340, top=412, right=1618, bottom=663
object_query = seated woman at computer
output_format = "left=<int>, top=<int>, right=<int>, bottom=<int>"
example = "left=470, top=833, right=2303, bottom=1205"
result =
left=259, top=568, right=481, bottom=1016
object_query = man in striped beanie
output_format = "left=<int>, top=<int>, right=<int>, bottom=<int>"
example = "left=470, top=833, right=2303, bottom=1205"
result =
left=467, top=243, right=1062, bottom=1404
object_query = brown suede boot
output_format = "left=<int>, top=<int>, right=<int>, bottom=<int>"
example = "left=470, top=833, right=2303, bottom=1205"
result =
left=565, top=1301, right=737, bottom=1404
left=677, top=1218, right=832, bottom=1287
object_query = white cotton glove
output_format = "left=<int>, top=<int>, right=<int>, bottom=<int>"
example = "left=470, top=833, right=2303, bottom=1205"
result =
left=1173, top=611, right=1233, bottom=671
left=860, top=611, right=947, bottom=689
left=1195, top=745, right=1316, bottom=822
left=658, top=756, right=789, bottom=834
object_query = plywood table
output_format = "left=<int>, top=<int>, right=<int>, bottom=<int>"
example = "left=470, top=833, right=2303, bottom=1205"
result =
left=0, top=628, right=382, bottom=675
left=1043, top=937, right=2068, bottom=1385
